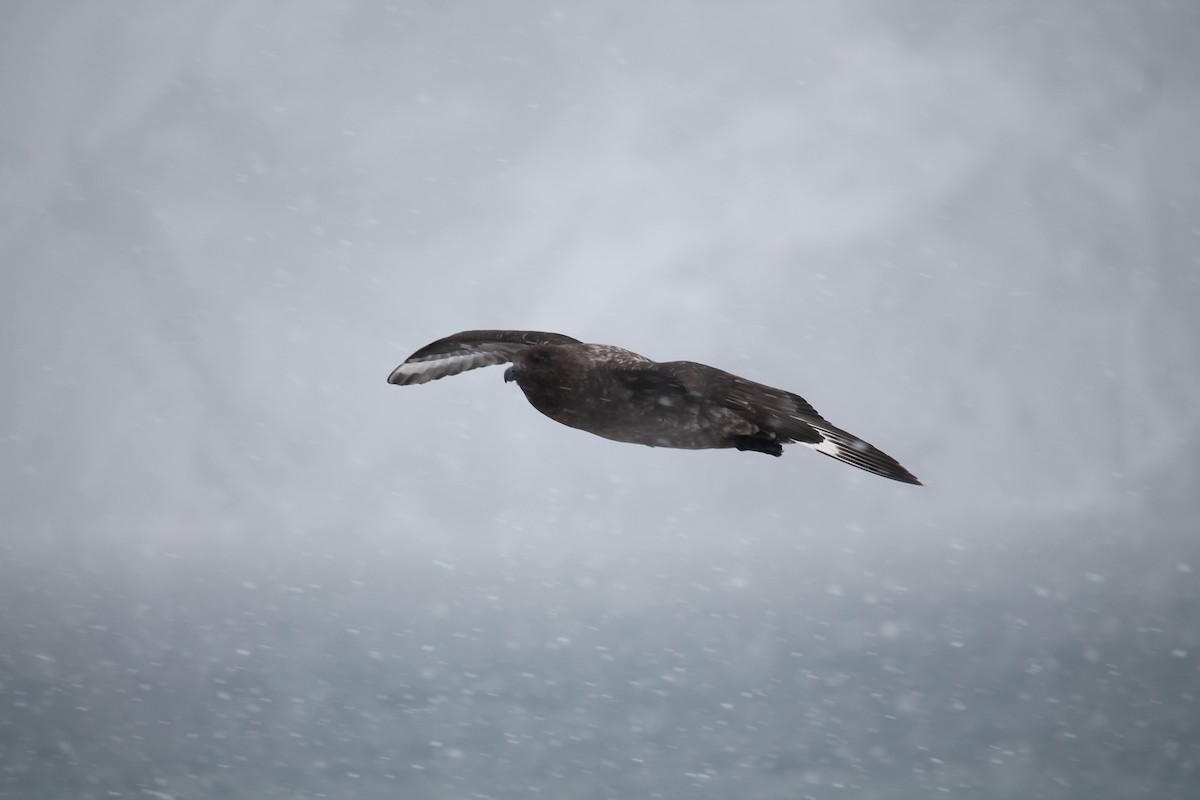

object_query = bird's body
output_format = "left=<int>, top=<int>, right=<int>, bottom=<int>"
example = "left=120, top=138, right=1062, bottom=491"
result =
left=388, top=330, right=921, bottom=485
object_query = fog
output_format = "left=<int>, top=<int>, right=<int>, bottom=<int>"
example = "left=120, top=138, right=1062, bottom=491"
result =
left=2, top=2, right=1198, bottom=798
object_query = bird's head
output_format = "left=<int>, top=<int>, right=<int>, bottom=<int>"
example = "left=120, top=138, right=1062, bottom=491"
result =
left=504, top=345, right=566, bottom=385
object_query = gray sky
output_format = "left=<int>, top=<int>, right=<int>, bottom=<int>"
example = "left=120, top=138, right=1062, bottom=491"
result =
left=2, top=2, right=1199, bottom=798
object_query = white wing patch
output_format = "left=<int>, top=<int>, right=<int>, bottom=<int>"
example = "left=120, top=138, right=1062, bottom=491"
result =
left=387, top=346, right=517, bottom=385
left=802, top=425, right=869, bottom=459
left=802, top=437, right=842, bottom=458
left=801, top=419, right=920, bottom=484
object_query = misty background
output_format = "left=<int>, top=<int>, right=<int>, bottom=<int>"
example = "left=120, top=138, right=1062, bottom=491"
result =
left=2, top=2, right=1198, bottom=798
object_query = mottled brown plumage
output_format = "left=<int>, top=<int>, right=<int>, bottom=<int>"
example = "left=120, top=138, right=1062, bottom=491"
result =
left=388, top=330, right=921, bottom=484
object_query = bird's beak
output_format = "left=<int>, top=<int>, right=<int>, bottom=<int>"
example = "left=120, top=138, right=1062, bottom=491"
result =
left=504, top=365, right=525, bottom=383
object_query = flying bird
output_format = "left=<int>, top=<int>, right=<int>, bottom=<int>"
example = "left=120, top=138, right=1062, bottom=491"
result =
left=388, top=330, right=921, bottom=485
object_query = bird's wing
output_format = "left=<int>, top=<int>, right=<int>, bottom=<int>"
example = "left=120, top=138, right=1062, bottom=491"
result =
left=796, top=418, right=921, bottom=485
left=662, top=361, right=922, bottom=485
left=387, top=330, right=582, bottom=385
left=661, top=361, right=823, bottom=438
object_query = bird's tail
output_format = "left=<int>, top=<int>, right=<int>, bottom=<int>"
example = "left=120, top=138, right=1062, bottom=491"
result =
left=802, top=420, right=922, bottom=485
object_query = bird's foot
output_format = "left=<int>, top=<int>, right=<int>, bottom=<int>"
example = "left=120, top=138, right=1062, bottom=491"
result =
left=733, top=436, right=783, bottom=457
